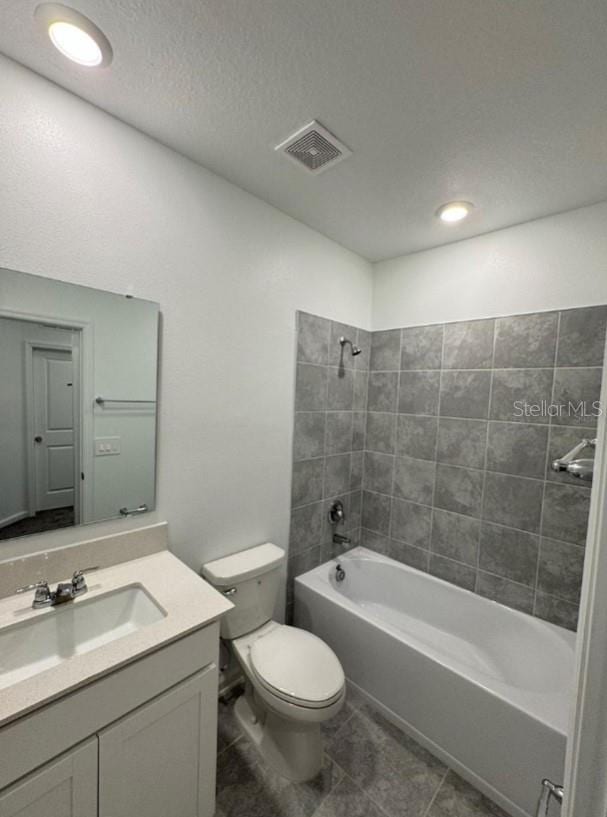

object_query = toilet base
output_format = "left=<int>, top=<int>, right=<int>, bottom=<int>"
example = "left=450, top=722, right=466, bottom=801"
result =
left=234, top=691, right=323, bottom=782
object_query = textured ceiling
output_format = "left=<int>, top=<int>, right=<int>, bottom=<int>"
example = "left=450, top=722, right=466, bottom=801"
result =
left=1, top=0, right=607, bottom=260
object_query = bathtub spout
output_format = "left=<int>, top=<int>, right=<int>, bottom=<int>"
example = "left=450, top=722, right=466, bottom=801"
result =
left=333, top=533, right=351, bottom=545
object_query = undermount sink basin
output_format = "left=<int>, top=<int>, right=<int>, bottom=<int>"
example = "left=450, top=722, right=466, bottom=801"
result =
left=0, top=585, right=166, bottom=691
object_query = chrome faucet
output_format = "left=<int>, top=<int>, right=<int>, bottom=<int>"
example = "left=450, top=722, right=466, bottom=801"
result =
left=328, top=500, right=351, bottom=545
left=16, top=567, right=99, bottom=609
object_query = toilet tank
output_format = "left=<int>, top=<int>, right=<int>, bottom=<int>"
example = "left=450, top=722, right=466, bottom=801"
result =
left=201, top=543, right=285, bottom=639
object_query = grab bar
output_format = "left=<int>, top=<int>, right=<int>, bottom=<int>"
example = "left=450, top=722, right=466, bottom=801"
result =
left=551, top=438, right=596, bottom=482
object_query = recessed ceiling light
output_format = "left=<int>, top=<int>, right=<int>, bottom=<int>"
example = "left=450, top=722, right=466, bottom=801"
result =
left=35, top=4, right=113, bottom=67
left=436, top=201, right=474, bottom=224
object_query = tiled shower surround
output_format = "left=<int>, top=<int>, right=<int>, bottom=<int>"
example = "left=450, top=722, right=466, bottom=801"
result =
left=288, top=312, right=369, bottom=619
left=289, top=306, right=606, bottom=630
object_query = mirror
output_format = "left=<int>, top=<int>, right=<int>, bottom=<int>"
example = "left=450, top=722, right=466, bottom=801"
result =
left=0, top=268, right=159, bottom=542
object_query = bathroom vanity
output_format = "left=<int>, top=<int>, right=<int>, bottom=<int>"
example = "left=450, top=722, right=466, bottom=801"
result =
left=0, top=540, right=232, bottom=817
left=0, top=269, right=234, bottom=815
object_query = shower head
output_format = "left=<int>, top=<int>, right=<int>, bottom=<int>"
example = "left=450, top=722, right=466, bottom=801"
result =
left=339, top=336, right=362, bottom=356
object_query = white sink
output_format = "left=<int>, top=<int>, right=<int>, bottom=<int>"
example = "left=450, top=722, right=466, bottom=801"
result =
left=0, top=585, right=166, bottom=690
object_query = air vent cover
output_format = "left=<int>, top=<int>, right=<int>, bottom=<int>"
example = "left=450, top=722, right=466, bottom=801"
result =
left=275, top=121, right=351, bottom=175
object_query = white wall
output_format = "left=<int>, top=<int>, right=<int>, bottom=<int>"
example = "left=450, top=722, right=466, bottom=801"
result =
left=373, top=202, right=607, bottom=329
left=0, top=56, right=373, bottom=567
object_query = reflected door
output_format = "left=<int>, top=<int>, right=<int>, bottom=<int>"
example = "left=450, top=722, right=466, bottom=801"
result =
left=32, top=348, right=75, bottom=511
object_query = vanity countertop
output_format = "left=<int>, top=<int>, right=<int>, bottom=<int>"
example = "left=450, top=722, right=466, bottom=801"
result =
left=0, top=550, right=232, bottom=728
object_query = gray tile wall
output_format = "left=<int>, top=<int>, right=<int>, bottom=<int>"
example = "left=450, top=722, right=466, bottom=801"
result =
left=288, top=312, right=370, bottom=619
left=361, top=306, right=606, bottom=631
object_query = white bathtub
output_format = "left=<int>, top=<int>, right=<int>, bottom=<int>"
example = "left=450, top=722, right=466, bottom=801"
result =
left=294, top=547, right=575, bottom=817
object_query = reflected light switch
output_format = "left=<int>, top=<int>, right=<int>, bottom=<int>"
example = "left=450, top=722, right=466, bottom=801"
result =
left=95, top=437, right=121, bottom=456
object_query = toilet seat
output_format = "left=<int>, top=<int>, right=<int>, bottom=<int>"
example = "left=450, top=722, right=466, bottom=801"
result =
left=249, top=625, right=344, bottom=709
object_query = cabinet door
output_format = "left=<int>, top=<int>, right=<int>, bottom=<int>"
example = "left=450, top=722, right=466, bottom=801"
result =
left=99, top=667, right=218, bottom=817
left=0, top=739, right=97, bottom=817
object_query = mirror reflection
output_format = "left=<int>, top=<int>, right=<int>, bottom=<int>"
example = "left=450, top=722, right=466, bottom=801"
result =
left=0, top=268, right=159, bottom=541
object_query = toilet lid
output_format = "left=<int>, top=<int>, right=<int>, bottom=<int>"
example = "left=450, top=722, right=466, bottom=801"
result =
left=250, top=626, right=344, bottom=707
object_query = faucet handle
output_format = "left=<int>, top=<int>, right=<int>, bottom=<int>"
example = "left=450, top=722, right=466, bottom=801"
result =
left=16, top=580, right=52, bottom=607
left=16, top=580, right=49, bottom=594
left=71, top=566, right=99, bottom=593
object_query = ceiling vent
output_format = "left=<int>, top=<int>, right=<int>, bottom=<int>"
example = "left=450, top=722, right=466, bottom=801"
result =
left=275, top=121, right=351, bottom=175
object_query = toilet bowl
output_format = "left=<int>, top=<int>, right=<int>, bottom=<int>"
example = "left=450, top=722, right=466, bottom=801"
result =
left=201, top=544, right=345, bottom=781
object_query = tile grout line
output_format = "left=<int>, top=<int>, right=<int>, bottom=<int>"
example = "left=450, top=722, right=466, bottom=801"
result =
left=475, top=318, right=498, bottom=593
left=358, top=490, right=585, bottom=547
left=370, top=364, right=602, bottom=374
left=366, top=407, right=594, bottom=431
left=421, top=768, right=450, bottom=817
left=534, top=310, right=562, bottom=616
left=428, top=323, right=446, bottom=570
left=295, top=448, right=593, bottom=489
left=336, top=698, right=449, bottom=817
left=310, top=757, right=347, bottom=815
left=359, top=525, right=580, bottom=607
left=388, top=331, right=403, bottom=544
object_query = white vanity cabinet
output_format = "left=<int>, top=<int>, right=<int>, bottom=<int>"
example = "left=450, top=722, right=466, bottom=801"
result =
left=98, top=669, right=217, bottom=817
left=0, top=625, right=220, bottom=817
left=0, top=739, right=97, bottom=817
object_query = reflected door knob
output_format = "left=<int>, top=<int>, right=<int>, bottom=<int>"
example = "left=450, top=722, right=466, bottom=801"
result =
left=34, top=435, right=43, bottom=443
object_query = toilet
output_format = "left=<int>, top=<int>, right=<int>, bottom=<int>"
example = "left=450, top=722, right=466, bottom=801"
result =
left=202, top=543, right=345, bottom=781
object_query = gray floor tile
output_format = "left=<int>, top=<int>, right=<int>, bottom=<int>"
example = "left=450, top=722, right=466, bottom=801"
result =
left=217, top=696, right=243, bottom=755
left=321, top=688, right=360, bottom=742
left=326, top=705, right=446, bottom=817
left=216, top=690, right=514, bottom=817
left=260, top=754, right=344, bottom=817
left=216, top=693, right=346, bottom=817
left=427, top=770, right=509, bottom=817
left=311, top=776, right=385, bottom=817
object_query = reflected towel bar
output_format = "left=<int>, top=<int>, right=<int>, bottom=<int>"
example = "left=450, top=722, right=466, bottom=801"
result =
left=119, top=504, right=149, bottom=517
left=95, top=397, right=156, bottom=405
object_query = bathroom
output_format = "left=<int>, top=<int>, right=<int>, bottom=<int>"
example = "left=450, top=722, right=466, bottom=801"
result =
left=0, top=2, right=606, bottom=816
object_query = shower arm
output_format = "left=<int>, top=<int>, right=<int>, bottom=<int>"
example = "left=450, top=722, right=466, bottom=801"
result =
left=339, top=336, right=361, bottom=356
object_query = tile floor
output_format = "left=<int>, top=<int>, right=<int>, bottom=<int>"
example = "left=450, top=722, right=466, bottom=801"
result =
left=215, top=685, right=509, bottom=817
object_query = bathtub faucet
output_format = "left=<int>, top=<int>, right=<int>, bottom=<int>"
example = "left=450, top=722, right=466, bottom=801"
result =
left=333, top=533, right=351, bottom=546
